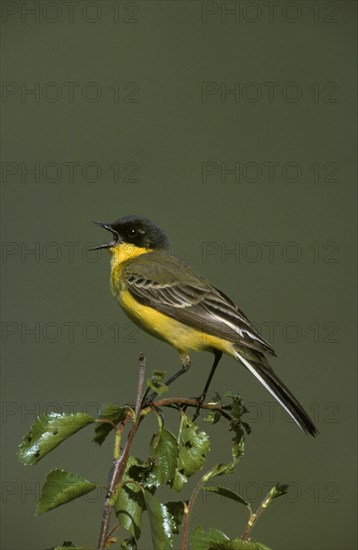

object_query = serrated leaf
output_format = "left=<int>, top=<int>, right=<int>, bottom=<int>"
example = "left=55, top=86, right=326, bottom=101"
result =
left=126, top=455, right=154, bottom=486
left=214, top=542, right=271, bottom=550
left=172, top=469, right=187, bottom=492
left=191, top=527, right=229, bottom=550
left=114, top=456, right=150, bottom=538
left=202, top=485, right=249, bottom=507
left=114, top=481, right=145, bottom=539
left=220, top=542, right=271, bottom=550
left=143, top=490, right=174, bottom=550
left=191, top=527, right=271, bottom=550
left=36, top=469, right=96, bottom=515
left=148, top=428, right=179, bottom=487
left=146, top=370, right=168, bottom=396
left=18, top=413, right=94, bottom=465
left=225, top=394, right=250, bottom=463
left=47, top=542, right=92, bottom=550
left=93, top=403, right=130, bottom=446
left=172, top=412, right=210, bottom=492
left=200, top=398, right=250, bottom=483
left=165, top=501, right=186, bottom=534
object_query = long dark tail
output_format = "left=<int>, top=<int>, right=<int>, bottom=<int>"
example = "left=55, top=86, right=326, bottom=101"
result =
left=234, top=349, right=318, bottom=436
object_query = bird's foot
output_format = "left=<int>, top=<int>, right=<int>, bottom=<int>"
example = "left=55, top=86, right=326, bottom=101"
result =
left=188, top=393, right=207, bottom=421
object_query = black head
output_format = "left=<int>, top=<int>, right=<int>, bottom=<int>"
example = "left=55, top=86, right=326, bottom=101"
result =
left=91, top=215, right=169, bottom=251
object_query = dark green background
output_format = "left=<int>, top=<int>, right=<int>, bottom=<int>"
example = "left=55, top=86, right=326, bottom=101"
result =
left=1, top=1, right=356, bottom=549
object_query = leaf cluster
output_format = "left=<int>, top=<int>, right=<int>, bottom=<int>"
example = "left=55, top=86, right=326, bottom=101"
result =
left=18, top=375, right=287, bottom=550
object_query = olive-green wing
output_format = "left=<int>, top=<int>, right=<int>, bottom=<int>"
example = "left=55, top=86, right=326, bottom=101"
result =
left=123, top=252, right=275, bottom=355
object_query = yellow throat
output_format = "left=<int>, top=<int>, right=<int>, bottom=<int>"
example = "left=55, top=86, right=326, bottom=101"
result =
left=109, top=242, right=150, bottom=297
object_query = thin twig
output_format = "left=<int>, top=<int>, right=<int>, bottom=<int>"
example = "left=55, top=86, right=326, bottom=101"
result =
left=97, top=354, right=147, bottom=550
left=181, top=477, right=204, bottom=550
left=151, top=397, right=232, bottom=420
left=106, top=521, right=121, bottom=541
left=135, top=353, right=146, bottom=416
left=241, top=488, right=275, bottom=541
left=97, top=359, right=232, bottom=549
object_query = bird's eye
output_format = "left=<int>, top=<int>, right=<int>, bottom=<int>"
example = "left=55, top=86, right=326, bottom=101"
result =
left=129, top=228, right=137, bottom=237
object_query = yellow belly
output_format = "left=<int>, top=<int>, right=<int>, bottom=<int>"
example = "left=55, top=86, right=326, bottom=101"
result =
left=108, top=243, right=234, bottom=356
left=119, top=286, right=234, bottom=356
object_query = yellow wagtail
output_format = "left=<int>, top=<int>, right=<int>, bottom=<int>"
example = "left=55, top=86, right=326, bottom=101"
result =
left=92, top=215, right=317, bottom=436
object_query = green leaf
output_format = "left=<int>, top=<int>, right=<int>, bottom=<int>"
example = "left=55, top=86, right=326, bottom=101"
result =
left=203, top=409, right=222, bottom=425
left=203, top=393, right=222, bottom=425
left=126, top=455, right=154, bottom=486
left=191, top=527, right=271, bottom=550
left=148, top=428, right=179, bottom=486
left=114, top=481, right=145, bottom=539
left=18, top=412, right=94, bottom=465
left=200, top=396, right=251, bottom=484
left=172, top=412, right=210, bottom=492
left=221, top=542, right=271, bottom=550
left=36, top=469, right=96, bottom=515
left=165, top=501, right=186, bottom=534
left=114, top=456, right=149, bottom=538
left=172, top=469, right=187, bottom=492
left=202, top=485, right=249, bottom=508
left=191, top=527, right=229, bottom=550
left=225, top=394, right=250, bottom=463
left=93, top=403, right=131, bottom=446
left=216, top=542, right=271, bottom=550
left=46, top=543, right=87, bottom=550
left=146, top=370, right=168, bottom=396
left=114, top=456, right=157, bottom=544
left=119, top=537, right=138, bottom=550
left=143, top=490, right=174, bottom=550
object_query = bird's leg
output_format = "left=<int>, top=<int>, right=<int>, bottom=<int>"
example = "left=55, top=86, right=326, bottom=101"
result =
left=164, top=352, right=191, bottom=387
left=192, top=351, right=223, bottom=420
left=200, top=351, right=223, bottom=401
left=142, top=353, right=191, bottom=405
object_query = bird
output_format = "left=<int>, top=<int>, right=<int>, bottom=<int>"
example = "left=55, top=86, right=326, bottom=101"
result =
left=92, top=215, right=317, bottom=436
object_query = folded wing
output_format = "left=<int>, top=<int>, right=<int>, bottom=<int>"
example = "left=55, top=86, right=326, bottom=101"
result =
left=124, top=252, right=275, bottom=356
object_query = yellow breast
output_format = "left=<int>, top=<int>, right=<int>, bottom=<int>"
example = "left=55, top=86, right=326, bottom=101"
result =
left=109, top=243, right=234, bottom=357
left=109, top=242, right=149, bottom=298
left=119, top=287, right=234, bottom=355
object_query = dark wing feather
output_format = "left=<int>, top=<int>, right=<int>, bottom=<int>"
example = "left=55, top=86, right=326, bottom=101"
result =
left=123, top=252, right=275, bottom=355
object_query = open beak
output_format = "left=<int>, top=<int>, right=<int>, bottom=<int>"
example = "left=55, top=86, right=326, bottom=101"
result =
left=90, top=221, right=120, bottom=250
